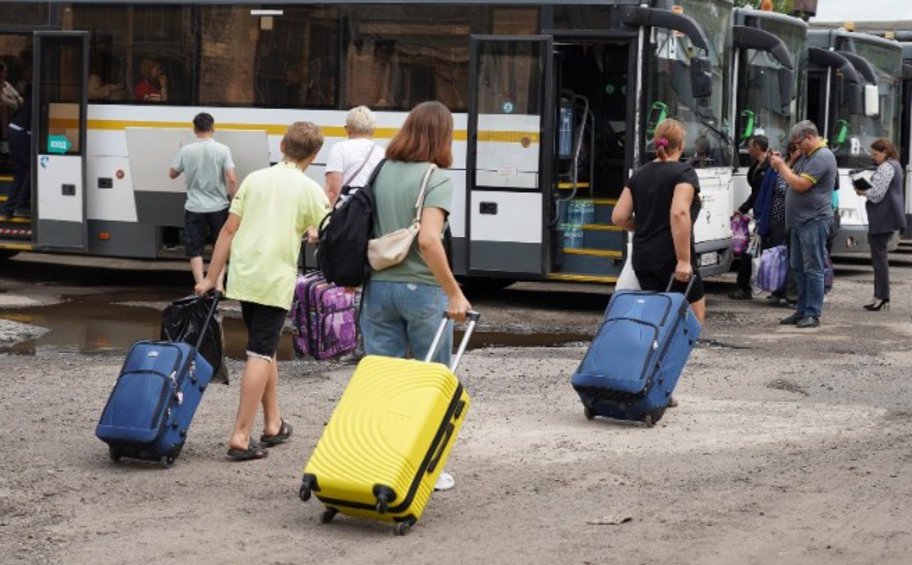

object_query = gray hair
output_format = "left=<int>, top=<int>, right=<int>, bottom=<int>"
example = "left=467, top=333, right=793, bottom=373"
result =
left=345, top=106, right=376, bottom=135
left=789, top=120, right=819, bottom=141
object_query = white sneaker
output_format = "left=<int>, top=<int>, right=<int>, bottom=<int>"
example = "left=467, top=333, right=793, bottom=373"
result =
left=434, top=472, right=455, bottom=491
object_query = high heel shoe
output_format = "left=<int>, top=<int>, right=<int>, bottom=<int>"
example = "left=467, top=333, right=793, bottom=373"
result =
left=864, top=299, right=890, bottom=311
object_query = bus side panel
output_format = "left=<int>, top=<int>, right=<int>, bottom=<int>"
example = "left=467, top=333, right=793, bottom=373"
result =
left=86, top=220, right=158, bottom=258
left=469, top=191, right=542, bottom=273
left=693, top=169, right=735, bottom=275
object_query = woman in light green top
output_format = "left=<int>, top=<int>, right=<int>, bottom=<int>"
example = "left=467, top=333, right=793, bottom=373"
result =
left=362, top=100, right=471, bottom=491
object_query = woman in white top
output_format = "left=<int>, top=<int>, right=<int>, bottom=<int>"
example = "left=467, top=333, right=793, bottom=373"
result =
left=324, top=106, right=384, bottom=206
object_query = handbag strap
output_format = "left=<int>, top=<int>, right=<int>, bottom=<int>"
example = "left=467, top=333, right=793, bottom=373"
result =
left=342, top=142, right=378, bottom=187
left=413, top=164, right=438, bottom=223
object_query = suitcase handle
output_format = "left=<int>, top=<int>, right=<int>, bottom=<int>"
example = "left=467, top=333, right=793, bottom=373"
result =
left=426, top=422, right=455, bottom=474
left=192, top=292, right=222, bottom=352
left=424, top=311, right=481, bottom=371
left=665, top=274, right=696, bottom=297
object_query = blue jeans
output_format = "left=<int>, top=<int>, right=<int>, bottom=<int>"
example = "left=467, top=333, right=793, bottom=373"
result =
left=790, top=217, right=829, bottom=318
left=361, top=281, right=452, bottom=365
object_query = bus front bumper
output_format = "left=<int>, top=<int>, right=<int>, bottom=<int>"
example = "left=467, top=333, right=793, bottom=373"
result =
left=696, top=239, right=733, bottom=277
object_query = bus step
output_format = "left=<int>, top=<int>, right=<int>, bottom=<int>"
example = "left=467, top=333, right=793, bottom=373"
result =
left=0, top=195, right=6, bottom=203
left=0, top=241, right=33, bottom=251
left=546, top=273, right=618, bottom=284
left=558, top=248, right=623, bottom=277
left=581, top=225, right=624, bottom=249
left=556, top=182, right=591, bottom=190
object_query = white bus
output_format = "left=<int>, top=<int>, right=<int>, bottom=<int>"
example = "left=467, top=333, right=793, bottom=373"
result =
left=0, top=0, right=734, bottom=285
left=730, top=8, right=807, bottom=210
left=805, top=29, right=903, bottom=253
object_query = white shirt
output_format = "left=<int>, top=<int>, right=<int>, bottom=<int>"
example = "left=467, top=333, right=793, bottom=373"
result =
left=325, top=138, right=384, bottom=187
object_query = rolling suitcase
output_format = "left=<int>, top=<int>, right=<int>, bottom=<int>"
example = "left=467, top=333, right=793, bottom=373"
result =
left=291, top=272, right=358, bottom=360
left=298, top=311, right=479, bottom=535
left=96, top=295, right=220, bottom=466
left=572, top=277, right=701, bottom=426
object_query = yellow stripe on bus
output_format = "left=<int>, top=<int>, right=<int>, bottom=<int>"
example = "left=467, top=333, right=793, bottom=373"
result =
left=0, top=242, right=32, bottom=251
left=80, top=119, right=544, bottom=144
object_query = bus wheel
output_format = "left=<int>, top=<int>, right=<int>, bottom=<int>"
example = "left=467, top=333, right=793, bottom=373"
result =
left=0, top=250, right=20, bottom=261
left=458, top=277, right=516, bottom=293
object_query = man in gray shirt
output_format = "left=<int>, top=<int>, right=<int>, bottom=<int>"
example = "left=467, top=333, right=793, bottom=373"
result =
left=169, top=113, right=237, bottom=292
left=769, top=120, right=837, bottom=328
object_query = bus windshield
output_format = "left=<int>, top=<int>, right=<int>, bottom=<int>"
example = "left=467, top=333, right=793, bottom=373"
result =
left=831, top=39, right=902, bottom=168
left=643, top=0, right=732, bottom=168
left=738, top=17, right=807, bottom=158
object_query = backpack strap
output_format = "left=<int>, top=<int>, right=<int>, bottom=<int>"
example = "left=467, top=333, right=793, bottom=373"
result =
left=342, top=143, right=379, bottom=187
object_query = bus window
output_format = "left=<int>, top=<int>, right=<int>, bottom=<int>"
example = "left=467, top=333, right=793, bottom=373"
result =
left=71, top=4, right=195, bottom=105
left=0, top=2, right=53, bottom=27
left=342, top=5, right=485, bottom=112
left=198, top=6, right=339, bottom=108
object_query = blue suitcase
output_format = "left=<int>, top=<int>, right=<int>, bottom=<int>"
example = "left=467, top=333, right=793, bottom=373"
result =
left=572, top=278, right=701, bottom=426
left=96, top=297, right=218, bottom=466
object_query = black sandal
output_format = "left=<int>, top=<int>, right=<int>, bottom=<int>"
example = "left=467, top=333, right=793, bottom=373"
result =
left=227, top=441, right=268, bottom=461
left=260, top=419, right=293, bottom=447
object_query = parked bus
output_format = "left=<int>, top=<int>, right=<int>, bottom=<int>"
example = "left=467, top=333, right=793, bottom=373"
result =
left=0, top=0, right=734, bottom=285
left=730, top=8, right=807, bottom=210
left=805, top=29, right=903, bottom=253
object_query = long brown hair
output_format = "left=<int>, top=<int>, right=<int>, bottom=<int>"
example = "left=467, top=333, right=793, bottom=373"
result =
left=653, top=119, right=686, bottom=161
left=385, top=101, right=453, bottom=168
left=870, top=138, right=899, bottom=161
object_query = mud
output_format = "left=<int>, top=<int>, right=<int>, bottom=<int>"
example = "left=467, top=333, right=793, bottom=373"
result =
left=2, top=252, right=912, bottom=564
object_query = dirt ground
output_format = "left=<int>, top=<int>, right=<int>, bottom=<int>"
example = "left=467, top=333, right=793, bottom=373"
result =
left=2, top=252, right=912, bottom=564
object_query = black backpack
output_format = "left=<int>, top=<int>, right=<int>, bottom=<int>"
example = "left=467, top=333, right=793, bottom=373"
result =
left=316, top=159, right=386, bottom=287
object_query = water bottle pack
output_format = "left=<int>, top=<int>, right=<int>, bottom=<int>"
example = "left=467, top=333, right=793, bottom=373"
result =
left=566, top=200, right=595, bottom=226
left=561, top=223, right=583, bottom=249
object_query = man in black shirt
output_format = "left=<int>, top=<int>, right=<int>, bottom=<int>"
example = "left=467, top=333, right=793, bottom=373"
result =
left=730, top=135, right=770, bottom=300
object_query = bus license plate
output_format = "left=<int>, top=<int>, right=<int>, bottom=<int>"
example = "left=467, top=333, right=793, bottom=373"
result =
left=700, top=252, right=718, bottom=267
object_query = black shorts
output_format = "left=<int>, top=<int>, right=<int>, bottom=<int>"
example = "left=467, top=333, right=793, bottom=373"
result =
left=240, top=301, right=287, bottom=360
left=635, top=258, right=705, bottom=303
left=184, top=208, right=230, bottom=258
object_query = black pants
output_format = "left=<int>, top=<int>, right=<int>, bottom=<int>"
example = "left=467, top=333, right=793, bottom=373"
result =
left=3, top=126, right=30, bottom=215
left=869, top=231, right=892, bottom=301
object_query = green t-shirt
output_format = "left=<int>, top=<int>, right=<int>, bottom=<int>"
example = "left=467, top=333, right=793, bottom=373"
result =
left=226, top=162, right=329, bottom=309
left=371, top=161, right=453, bottom=285
left=171, top=138, right=235, bottom=213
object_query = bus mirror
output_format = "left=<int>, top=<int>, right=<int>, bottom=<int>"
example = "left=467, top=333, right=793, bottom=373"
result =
left=778, top=67, right=795, bottom=107
left=646, top=101, right=668, bottom=136
left=690, top=56, right=713, bottom=99
left=739, top=110, right=755, bottom=142
left=864, top=84, right=879, bottom=117
left=830, top=119, right=848, bottom=147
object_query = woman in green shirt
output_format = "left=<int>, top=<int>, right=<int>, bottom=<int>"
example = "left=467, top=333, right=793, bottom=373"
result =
left=362, top=101, right=471, bottom=366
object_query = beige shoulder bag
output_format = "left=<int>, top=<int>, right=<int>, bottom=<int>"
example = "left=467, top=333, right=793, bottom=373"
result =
left=368, top=164, right=437, bottom=271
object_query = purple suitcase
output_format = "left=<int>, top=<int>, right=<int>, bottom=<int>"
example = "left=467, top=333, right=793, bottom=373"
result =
left=291, top=272, right=358, bottom=360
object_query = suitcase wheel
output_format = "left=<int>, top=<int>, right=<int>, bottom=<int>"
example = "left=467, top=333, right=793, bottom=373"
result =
left=162, top=456, right=176, bottom=468
left=320, top=507, right=338, bottom=524
left=108, top=447, right=122, bottom=463
left=394, top=518, right=416, bottom=536
left=583, top=405, right=595, bottom=421
left=643, top=408, right=665, bottom=428
left=299, top=484, right=312, bottom=502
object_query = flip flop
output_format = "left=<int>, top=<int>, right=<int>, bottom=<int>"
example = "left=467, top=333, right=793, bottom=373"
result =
left=260, top=419, right=293, bottom=447
left=227, top=441, right=268, bottom=461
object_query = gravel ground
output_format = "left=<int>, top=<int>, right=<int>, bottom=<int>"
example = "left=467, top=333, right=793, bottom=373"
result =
left=1, top=252, right=912, bottom=564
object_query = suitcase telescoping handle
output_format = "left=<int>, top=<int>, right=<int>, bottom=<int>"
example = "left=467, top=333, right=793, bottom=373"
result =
left=424, top=311, right=481, bottom=372
left=665, top=274, right=696, bottom=298
left=192, top=292, right=221, bottom=352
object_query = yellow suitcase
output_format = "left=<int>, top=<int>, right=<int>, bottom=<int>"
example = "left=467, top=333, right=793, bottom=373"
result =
left=299, top=312, right=478, bottom=535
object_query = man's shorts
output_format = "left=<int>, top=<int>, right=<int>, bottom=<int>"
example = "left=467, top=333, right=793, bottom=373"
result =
left=240, top=301, right=287, bottom=360
left=635, top=257, right=705, bottom=303
left=184, top=208, right=229, bottom=258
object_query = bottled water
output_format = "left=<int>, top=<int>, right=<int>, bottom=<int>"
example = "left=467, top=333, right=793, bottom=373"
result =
left=578, top=199, right=595, bottom=225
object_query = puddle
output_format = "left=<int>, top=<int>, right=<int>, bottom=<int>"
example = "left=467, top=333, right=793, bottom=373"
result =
left=0, top=294, right=591, bottom=361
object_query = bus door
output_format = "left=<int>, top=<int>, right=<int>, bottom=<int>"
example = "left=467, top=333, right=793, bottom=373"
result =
left=466, top=36, right=553, bottom=276
left=33, top=31, right=89, bottom=251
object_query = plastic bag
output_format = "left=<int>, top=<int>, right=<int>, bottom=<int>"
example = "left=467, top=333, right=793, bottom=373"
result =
left=160, top=294, right=228, bottom=384
left=614, top=234, right=640, bottom=291
left=731, top=215, right=751, bottom=255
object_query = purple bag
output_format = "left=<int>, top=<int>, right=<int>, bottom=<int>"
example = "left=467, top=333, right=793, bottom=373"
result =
left=291, top=272, right=358, bottom=360
left=756, top=245, right=788, bottom=292
left=731, top=215, right=751, bottom=255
